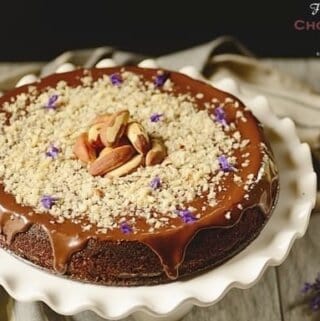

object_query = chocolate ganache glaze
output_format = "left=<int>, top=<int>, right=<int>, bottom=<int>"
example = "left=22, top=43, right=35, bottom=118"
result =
left=0, top=67, right=279, bottom=285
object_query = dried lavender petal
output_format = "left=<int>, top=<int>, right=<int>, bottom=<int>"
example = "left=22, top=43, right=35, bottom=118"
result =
left=109, top=73, right=123, bottom=86
left=311, top=295, right=320, bottom=311
left=176, top=209, right=197, bottom=224
left=45, top=145, right=60, bottom=159
left=45, top=94, right=59, bottom=110
left=314, top=274, right=320, bottom=291
left=40, top=195, right=57, bottom=209
left=218, top=155, right=234, bottom=172
left=214, top=106, right=227, bottom=125
left=120, top=222, right=133, bottom=234
left=150, top=176, right=161, bottom=190
left=150, top=112, right=163, bottom=123
left=301, top=282, right=313, bottom=294
left=301, top=273, right=320, bottom=312
left=155, top=72, right=170, bottom=87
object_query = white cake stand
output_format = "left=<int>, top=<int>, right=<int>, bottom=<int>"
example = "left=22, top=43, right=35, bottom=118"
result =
left=0, top=64, right=316, bottom=321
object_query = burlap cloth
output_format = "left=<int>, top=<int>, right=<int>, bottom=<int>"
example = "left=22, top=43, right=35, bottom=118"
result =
left=0, top=36, right=319, bottom=321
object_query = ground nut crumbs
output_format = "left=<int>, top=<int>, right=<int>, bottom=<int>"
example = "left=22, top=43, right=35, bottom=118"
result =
left=0, top=71, right=260, bottom=233
left=0, top=113, right=6, bottom=126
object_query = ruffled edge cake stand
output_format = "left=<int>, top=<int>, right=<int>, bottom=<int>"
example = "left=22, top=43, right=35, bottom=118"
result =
left=0, top=61, right=316, bottom=321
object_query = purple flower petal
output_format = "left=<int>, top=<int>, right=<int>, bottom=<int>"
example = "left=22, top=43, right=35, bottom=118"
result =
left=45, top=94, right=59, bottom=110
left=109, top=73, right=123, bottom=86
left=315, top=273, right=320, bottom=290
left=301, top=273, right=320, bottom=312
left=45, top=145, right=60, bottom=159
left=176, top=209, right=197, bottom=224
left=150, top=177, right=161, bottom=190
left=214, top=106, right=227, bottom=125
left=218, top=155, right=234, bottom=172
left=155, top=72, right=170, bottom=87
left=120, top=222, right=133, bottom=234
left=301, top=282, right=313, bottom=294
left=311, top=295, right=320, bottom=311
left=150, top=112, right=163, bottom=123
left=40, top=195, right=58, bottom=209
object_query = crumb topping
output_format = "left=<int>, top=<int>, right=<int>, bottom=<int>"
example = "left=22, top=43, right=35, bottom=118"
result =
left=0, top=70, right=266, bottom=233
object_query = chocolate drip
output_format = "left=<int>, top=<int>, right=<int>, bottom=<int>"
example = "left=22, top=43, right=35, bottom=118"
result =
left=0, top=212, right=31, bottom=244
left=0, top=67, right=279, bottom=279
left=141, top=157, right=278, bottom=279
left=42, top=223, right=91, bottom=274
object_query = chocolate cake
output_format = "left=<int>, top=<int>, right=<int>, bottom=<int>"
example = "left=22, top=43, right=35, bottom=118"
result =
left=0, top=67, right=279, bottom=286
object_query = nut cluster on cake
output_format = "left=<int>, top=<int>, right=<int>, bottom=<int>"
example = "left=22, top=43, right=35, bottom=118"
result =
left=73, top=110, right=167, bottom=177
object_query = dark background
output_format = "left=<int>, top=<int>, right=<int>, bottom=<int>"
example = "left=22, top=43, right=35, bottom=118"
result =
left=0, top=1, right=319, bottom=61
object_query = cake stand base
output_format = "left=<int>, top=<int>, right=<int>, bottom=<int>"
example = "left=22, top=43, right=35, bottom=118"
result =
left=132, top=303, right=193, bottom=321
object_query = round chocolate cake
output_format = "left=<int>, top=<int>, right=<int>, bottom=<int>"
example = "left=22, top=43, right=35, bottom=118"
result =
left=0, top=67, right=279, bottom=285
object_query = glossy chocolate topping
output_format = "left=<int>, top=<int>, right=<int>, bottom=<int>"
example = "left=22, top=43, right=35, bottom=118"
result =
left=0, top=67, right=279, bottom=279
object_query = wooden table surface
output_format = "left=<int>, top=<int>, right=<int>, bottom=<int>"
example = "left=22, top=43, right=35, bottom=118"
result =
left=0, top=59, right=319, bottom=321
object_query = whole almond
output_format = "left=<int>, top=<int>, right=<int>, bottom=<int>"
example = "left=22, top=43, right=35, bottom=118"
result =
left=98, top=146, right=113, bottom=158
left=88, top=123, right=104, bottom=148
left=145, top=138, right=167, bottom=166
left=100, top=110, right=129, bottom=147
left=73, top=133, right=96, bottom=164
left=114, top=135, right=131, bottom=148
left=91, top=113, right=112, bottom=125
left=89, top=145, right=135, bottom=176
left=107, top=154, right=144, bottom=178
left=126, top=122, right=150, bottom=154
